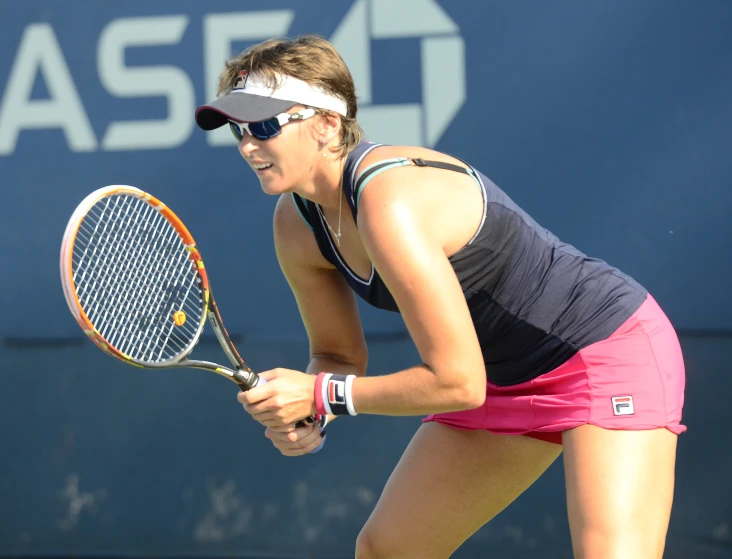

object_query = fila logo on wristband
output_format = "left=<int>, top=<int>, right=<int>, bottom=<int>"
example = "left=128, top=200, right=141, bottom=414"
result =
left=328, top=379, right=346, bottom=406
left=318, top=373, right=358, bottom=416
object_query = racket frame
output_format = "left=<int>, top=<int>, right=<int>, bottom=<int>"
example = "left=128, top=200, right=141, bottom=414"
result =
left=60, top=185, right=259, bottom=390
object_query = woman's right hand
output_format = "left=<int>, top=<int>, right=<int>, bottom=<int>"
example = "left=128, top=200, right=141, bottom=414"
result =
left=264, top=419, right=326, bottom=456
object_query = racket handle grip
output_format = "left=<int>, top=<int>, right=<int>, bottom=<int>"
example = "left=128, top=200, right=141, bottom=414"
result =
left=233, top=369, right=260, bottom=391
left=246, top=377, right=325, bottom=452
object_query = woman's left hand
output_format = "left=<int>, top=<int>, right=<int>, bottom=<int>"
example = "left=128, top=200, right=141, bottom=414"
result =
left=237, top=368, right=317, bottom=430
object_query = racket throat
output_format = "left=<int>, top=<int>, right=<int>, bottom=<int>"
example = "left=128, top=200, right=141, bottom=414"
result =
left=207, top=299, right=252, bottom=370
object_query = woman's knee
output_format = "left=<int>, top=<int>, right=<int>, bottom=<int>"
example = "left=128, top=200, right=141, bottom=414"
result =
left=355, top=522, right=424, bottom=559
left=570, top=524, right=668, bottom=559
left=355, top=524, right=387, bottom=559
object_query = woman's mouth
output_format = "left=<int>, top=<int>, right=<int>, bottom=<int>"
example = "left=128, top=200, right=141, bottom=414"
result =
left=252, top=162, right=274, bottom=173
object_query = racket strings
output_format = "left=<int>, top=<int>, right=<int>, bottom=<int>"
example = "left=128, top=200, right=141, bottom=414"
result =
left=72, top=195, right=205, bottom=362
left=104, top=198, right=202, bottom=361
left=78, top=197, right=201, bottom=361
left=76, top=198, right=183, bottom=357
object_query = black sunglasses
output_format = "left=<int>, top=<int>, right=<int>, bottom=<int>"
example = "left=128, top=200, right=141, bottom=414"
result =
left=228, top=108, right=316, bottom=141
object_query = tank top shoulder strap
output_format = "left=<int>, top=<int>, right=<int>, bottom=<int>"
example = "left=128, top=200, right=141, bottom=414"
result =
left=352, top=156, right=478, bottom=211
left=291, top=192, right=314, bottom=232
left=342, top=141, right=385, bottom=221
left=291, top=141, right=385, bottom=232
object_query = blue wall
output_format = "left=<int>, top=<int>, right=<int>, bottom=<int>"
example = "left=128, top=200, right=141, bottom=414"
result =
left=1, top=1, right=731, bottom=557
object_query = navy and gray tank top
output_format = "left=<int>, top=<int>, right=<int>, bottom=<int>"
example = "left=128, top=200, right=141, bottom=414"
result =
left=292, top=141, right=647, bottom=386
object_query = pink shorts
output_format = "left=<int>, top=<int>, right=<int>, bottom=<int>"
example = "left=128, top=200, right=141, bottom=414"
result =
left=424, top=294, right=686, bottom=444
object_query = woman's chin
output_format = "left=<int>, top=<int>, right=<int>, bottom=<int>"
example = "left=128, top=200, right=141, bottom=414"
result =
left=259, top=179, right=287, bottom=196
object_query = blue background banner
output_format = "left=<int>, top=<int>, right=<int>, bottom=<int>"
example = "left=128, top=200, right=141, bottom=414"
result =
left=1, top=1, right=730, bottom=557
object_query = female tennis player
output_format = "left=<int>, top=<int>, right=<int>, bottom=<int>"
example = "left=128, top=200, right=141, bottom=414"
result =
left=195, top=35, right=686, bottom=559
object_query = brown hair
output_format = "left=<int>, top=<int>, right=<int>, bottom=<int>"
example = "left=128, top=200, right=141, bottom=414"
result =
left=218, top=34, right=363, bottom=157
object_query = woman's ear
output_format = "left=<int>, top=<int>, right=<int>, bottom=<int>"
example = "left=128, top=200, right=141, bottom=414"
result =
left=318, top=111, right=342, bottom=145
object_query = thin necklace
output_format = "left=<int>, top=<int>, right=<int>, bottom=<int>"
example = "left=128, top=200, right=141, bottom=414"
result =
left=322, top=170, right=344, bottom=247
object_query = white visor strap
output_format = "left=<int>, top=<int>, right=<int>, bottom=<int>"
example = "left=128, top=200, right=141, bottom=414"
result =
left=232, top=73, right=348, bottom=117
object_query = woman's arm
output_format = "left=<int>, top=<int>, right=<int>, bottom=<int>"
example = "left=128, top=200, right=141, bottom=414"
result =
left=273, top=193, right=369, bottom=375
left=350, top=166, right=487, bottom=415
left=241, top=168, right=487, bottom=425
left=244, top=194, right=367, bottom=431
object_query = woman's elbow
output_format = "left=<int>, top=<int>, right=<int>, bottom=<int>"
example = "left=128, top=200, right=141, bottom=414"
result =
left=441, top=372, right=486, bottom=410
left=459, top=382, right=486, bottom=410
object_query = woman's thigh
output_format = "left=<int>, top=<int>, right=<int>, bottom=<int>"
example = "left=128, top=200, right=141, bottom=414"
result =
left=563, top=425, right=678, bottom=559
left=356, top=422, right=562, bottom=559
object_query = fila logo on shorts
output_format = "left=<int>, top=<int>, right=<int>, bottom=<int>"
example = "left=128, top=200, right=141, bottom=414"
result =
left=611, top=396, right=635, bottom=416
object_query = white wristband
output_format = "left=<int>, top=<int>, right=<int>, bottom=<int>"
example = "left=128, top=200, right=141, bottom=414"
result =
left=345, top=374, right=358, bottom=416
left=320, top=373, right=358, bottom=416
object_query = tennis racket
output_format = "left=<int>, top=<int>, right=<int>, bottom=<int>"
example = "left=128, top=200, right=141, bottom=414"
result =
left=60, top=185, right=320, bottom=436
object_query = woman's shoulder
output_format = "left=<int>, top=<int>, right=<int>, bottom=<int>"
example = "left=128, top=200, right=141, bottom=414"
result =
left=350, top=142, right=485, bottom=251
left=353, top=142, right=473, bottom=177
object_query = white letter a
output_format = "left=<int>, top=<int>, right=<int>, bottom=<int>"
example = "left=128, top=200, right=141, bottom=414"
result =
left=0, top=23, right=97, bottom=155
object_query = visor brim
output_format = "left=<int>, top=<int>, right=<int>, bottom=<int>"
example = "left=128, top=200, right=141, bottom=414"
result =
left=195, top=93, right=297, bottom=130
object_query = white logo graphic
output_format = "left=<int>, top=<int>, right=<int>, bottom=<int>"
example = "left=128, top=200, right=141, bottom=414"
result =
left=611, top=396, right=635, bottom=416
left=0, top=1, right=465, bottom=154
left=331, top=0, right=465, bottom=147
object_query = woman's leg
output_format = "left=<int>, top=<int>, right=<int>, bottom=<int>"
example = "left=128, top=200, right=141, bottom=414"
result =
left=355, top=421, right=562, bottom=559
left=563, top=425, right=678, bottom=559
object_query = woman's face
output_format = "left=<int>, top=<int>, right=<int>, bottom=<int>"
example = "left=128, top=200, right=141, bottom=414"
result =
left=237, top=105, right=320, bottom=196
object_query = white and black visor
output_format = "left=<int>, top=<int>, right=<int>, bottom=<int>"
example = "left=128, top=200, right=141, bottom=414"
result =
left=195, top=71, right=348, bottom=130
